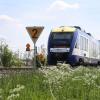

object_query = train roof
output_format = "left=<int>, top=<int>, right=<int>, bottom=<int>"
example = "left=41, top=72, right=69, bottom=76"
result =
left=51, top=26, right=76, bottom=32
left=51, top=26, right=93, bottom=37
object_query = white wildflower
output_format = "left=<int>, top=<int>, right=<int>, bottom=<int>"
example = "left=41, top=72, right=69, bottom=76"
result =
left=9, top=84, right=25, bottom=94
left=7, top=93, right=19, bottom=100
left=92, top=75, right=97, bottom=79
left=40, top=64, right=73, bottom=86
left=72, top=76, right=82, bottom=81
left=82, top=72, right=97, bottom=87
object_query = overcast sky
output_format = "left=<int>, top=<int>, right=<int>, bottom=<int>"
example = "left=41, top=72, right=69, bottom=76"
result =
left=0, top=0, right=100, bottom=52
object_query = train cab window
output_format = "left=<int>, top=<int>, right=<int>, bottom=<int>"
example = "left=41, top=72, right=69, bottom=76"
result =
left=53, top=32, right=73, bottom=40
left=51, top=32, right=73, bottom=47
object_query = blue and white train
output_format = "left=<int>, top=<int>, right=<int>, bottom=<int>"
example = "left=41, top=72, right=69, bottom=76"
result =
left=47, top=26, right=100, bottom=66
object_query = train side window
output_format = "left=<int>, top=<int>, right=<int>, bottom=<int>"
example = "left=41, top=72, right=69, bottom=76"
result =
left=85, top=38, right=86, bottom=51
left=84, top=38, right=88, bottom=51
left=86, top=39, right=88, bottom=51
left=83, top=37, right=85, bottom=51
left=82, top=37, right=85, bottom=50
left=80, top=36, right=88, bottom=51
left=99, top=44, right=100, bottom=55
left=80, top=36, right=83, bottom=50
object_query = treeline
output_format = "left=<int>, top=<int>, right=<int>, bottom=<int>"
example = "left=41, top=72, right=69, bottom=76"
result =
left=0, top=39, right=24, bottom=67
left=0, top=39, right=47, bottom=67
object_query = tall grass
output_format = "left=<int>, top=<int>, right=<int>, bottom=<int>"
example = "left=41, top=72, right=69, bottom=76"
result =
left=0, top=64, right=100, bottom=100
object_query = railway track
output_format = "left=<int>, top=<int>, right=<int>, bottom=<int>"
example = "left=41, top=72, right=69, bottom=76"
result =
left=0, top=67, right=35, bottom=74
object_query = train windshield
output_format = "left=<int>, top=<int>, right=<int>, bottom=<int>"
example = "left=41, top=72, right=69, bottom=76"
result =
left=53, top=32, right=73, bottom=40
left=51, top=32, right=73, bottom=46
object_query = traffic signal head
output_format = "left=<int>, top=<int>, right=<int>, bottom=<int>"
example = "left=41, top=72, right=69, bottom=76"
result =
left=26, top=47, right=30, bottom=51
left=26, top=43, right=30, bottom=51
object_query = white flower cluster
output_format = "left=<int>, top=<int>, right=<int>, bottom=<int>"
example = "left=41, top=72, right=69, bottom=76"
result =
left=83, top=73, right=98, bottom=86
left=39, top=64, right=73, bottom=99
left=7, top=93, right=19, bottom=100
left=72, top=67, right=100, bottom=89
left=39, top=64, right=100, bottom=99
left=40, top=64, right=72, bottom=85
left=41, top=64, right=100, bottom=90
left=9, top=84, right=25, bottom=93
left=72, top=73, right=98, bottom=86
left=7, top=84, right=25, bottom=100
left=72, top=76, right=83, bottom=81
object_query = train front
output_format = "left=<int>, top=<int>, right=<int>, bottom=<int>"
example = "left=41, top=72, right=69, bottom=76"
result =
left=47, top=26, right=76, bottom=65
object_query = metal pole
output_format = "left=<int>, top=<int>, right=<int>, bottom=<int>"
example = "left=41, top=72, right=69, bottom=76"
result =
left=34, top=42, right=36, bottom=69
left=18, top=49, right=20, bottom=67
left=27, top=51, right=30, bottom=66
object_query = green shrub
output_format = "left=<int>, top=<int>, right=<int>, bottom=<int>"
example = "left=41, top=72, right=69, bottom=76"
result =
left=1, top=46, right=13, bottom=67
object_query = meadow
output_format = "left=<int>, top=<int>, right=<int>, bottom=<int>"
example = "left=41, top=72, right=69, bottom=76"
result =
left=0, top=64, right=100, bottom=100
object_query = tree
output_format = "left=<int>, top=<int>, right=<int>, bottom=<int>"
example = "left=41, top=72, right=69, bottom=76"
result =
left=11, top=52, right=24, bottom=67
left=0, top=38, right=6, bottom=66
left=0, top=38, right=24, bottom=67
left=1, top=46, right=13, bottom=67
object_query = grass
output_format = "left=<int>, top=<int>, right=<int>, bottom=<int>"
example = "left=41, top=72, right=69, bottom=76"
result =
left=0, top=72, right=52, bottom=100
left=0, top=64, right=100, bottom=100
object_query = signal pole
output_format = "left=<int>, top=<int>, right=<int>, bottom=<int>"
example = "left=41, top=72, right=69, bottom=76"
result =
left=33, top=42, right=36, bottom=69
left=26, top=26, right=44, bottom=69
